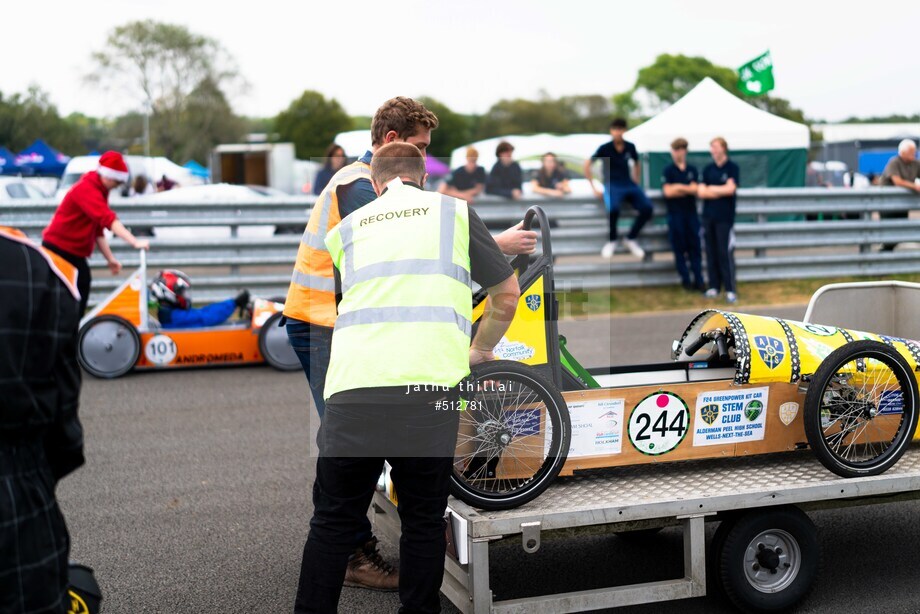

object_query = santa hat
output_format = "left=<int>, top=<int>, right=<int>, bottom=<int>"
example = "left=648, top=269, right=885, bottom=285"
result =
left=97, top=151, right=129, bottom=183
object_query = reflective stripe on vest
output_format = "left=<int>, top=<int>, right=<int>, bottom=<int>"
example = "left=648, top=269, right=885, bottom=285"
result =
left=283, top=160, right=371, bottom=326
left=322, top=188, right=472, bottom=398
left=337, top=195, right=472, bottom=294
left=0, top=226, right=81, bottom=300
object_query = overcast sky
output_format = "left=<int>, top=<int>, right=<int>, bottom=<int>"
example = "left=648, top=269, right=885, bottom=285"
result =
left=5, top=0, right=919, bottom=123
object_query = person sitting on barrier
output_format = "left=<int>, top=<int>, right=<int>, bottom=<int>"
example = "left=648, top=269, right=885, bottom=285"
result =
left=438, top=146, right=486, bottom=203
left=150, top=269, right=250, bottom=329
left=879, top=139, right=920, bottom=252
left=531, top=152, right=571, bottom=197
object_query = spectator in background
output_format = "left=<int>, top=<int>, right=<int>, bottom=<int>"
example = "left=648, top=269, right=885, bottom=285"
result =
left=132, top=174, right=153, bottom=196
left=584, top=118, right=652, bottom=259
left=698, top=137, right=740, bottom=304
left=42, top=151, right=151, bottom=314
left=156, top=174, right=177, bottom=192
left=486, top=141, right=523, bottom=200
left=531, top=152, right=571, bottom=197
left=439, top=146, right=486, bottom=202
left=314, top=143, right=347, bottom=195
left=661, top=138, right=704, bottom=292
left=879, top=139, right=920, bottom=252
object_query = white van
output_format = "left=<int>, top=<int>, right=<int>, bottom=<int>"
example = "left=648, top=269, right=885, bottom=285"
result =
left=56, top=155, right=201, bottom=199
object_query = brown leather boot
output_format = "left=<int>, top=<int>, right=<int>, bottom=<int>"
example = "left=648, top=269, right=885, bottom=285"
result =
left=343, top=538, right=399, bottom=592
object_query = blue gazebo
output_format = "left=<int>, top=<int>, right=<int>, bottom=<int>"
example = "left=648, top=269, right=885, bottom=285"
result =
left=0, top=147, right=19, bottom=175
left=15, top=139, right=71, bottom=176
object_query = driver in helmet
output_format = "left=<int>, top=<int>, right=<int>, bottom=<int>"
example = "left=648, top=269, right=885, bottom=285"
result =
left=150, top=269, right=250, bottom=329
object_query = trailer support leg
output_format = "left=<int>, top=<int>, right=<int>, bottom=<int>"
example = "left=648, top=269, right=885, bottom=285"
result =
left=469, top=537, right=493, bottom=613
left=681, top=514, right=707, bottom=596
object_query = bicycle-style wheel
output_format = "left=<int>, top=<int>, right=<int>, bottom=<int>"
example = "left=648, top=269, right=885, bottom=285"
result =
left=804, top=340, right=918, bottom=477
left=449, top=360, right=570, bottom=510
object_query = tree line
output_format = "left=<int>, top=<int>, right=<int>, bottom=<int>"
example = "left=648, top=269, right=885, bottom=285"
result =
left=1, top=20, right=913, bottom=165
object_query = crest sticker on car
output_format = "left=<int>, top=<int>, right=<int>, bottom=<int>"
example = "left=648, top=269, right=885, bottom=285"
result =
left=525, top=294, right=541, bottom=311
left=779, top=402, right=799, bottom=426
left=754, top=335, right=785, bottom=369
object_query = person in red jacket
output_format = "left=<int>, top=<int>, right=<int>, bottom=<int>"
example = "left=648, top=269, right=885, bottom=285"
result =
left=42, top=151, right=150, bottom=314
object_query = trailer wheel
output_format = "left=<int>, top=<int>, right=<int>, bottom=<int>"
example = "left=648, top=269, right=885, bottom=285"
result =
left=715, top=506, right=819, bottom=613
left=258, top=312, right=300, bottom=371
left=804, top=340, right=918, bottom=478
left=77, top=315, right=140, bottom=379
left=449, top=360, right=571, bottom=511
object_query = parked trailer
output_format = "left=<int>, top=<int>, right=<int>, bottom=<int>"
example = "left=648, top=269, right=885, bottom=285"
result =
left=370, top=208, right=920, bottom=612
left=373, top=448, right=920, bottom=613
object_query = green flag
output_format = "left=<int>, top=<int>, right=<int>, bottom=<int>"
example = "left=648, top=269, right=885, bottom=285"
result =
left=738, top=51, right=775, bottom=97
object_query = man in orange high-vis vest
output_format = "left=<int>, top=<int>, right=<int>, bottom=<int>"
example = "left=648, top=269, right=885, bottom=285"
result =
left=283, top=97, right=538, bottom=592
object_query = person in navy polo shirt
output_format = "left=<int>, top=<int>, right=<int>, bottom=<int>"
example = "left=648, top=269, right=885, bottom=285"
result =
left=661, top=138, right=704, bottom=292
left=698, top=137, right=740, bottom=304
left=584, top=118, right=653, bottom=259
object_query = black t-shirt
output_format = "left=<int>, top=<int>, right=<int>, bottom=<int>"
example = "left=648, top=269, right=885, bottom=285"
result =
left=661, top=163, right=699, bottom=213
left=701, top=160, right=740, bottom=222
left=329, top=199, right=513, bottom=405
left=485, top=161, right=523, bottom=198
left=592, top=140, right=638, bottom=187
left=447, top=165, right=486, bottom=191
left=535, top=168, right=568, bottom=189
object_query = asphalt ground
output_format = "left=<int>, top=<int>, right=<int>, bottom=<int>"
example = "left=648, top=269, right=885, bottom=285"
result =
left=58, top=304, right=920, bottom=613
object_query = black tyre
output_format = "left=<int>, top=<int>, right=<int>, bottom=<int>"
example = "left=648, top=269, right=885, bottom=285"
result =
left=258, top=311, right=300, bottom=371
left=77, top=315, right=140, bottom=379
left=804, top=340, right=918, bottom=478
left=715, top=506, right=819, bottom=613
left=449, top=360, right=571, bottom=510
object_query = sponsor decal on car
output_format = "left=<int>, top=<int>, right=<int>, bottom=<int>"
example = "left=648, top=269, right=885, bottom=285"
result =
left=693, top=387, right=768, bottom=446
left=566, top=398, right=624, bottom=457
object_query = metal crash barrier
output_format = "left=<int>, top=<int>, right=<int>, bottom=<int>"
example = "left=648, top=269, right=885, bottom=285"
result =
left=2, top=187, right=919, bottom=304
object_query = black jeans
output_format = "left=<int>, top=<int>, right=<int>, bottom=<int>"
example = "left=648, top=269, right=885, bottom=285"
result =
left=42, top=242, right=90, bottom=315
left=702, top=217, right=736, bottom=293
left=294, top=400, right=460, bottom=614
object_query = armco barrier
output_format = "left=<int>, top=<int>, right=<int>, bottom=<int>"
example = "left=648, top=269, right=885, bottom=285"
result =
left=2, top=187, right=919, bottom=303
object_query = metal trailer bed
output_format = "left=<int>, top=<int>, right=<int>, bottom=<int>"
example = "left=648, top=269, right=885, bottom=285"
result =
left=372, top=446, right=920, bottom=613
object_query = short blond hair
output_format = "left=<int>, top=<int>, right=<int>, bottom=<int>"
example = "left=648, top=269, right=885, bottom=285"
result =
left=711, top=136, right=729, bottom=152
left=371, top=142, right=426, bottom=186
left=465, top=146, right=479, bottom=159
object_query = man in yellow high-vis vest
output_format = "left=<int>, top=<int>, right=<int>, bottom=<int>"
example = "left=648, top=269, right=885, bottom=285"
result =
left=293, top=143, right=520, bottom=614
left=284, top=97, right=536, bottom=591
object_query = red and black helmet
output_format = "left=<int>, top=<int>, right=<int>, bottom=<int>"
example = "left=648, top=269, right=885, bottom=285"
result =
left=150, top=270, right=192, bottom=309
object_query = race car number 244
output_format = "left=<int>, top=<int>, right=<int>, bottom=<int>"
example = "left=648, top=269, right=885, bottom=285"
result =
left=628, top=392, right=690, bottom=455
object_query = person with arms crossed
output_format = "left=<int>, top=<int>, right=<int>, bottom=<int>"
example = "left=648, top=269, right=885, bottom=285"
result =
left=531, top=152, right=571, bottom=197
left=879, top=139, right=920, bottom=252
left=584, top=118, right=652, bottom=259
left=438, top=146, right=486, bottom=203
left=661, top=138, right=704, bottom=292
left=485, top=141, right=524, bottom=200
left=698, top=137, right=740, bottom=304
left=283, top=97, right=535, bottom=591
left=42, top=151, right=150, bottom=314
left=294, top=142, right=520, bottom=614
left=0, top=227, right=85, bottom=613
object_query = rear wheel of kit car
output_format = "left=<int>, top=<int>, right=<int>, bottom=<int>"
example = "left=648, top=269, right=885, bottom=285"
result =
left=804, top=340, right=918, bottom=477
left=259, top=311, right=300, bottom=371
left=449, top=360, right=571, bottom=511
